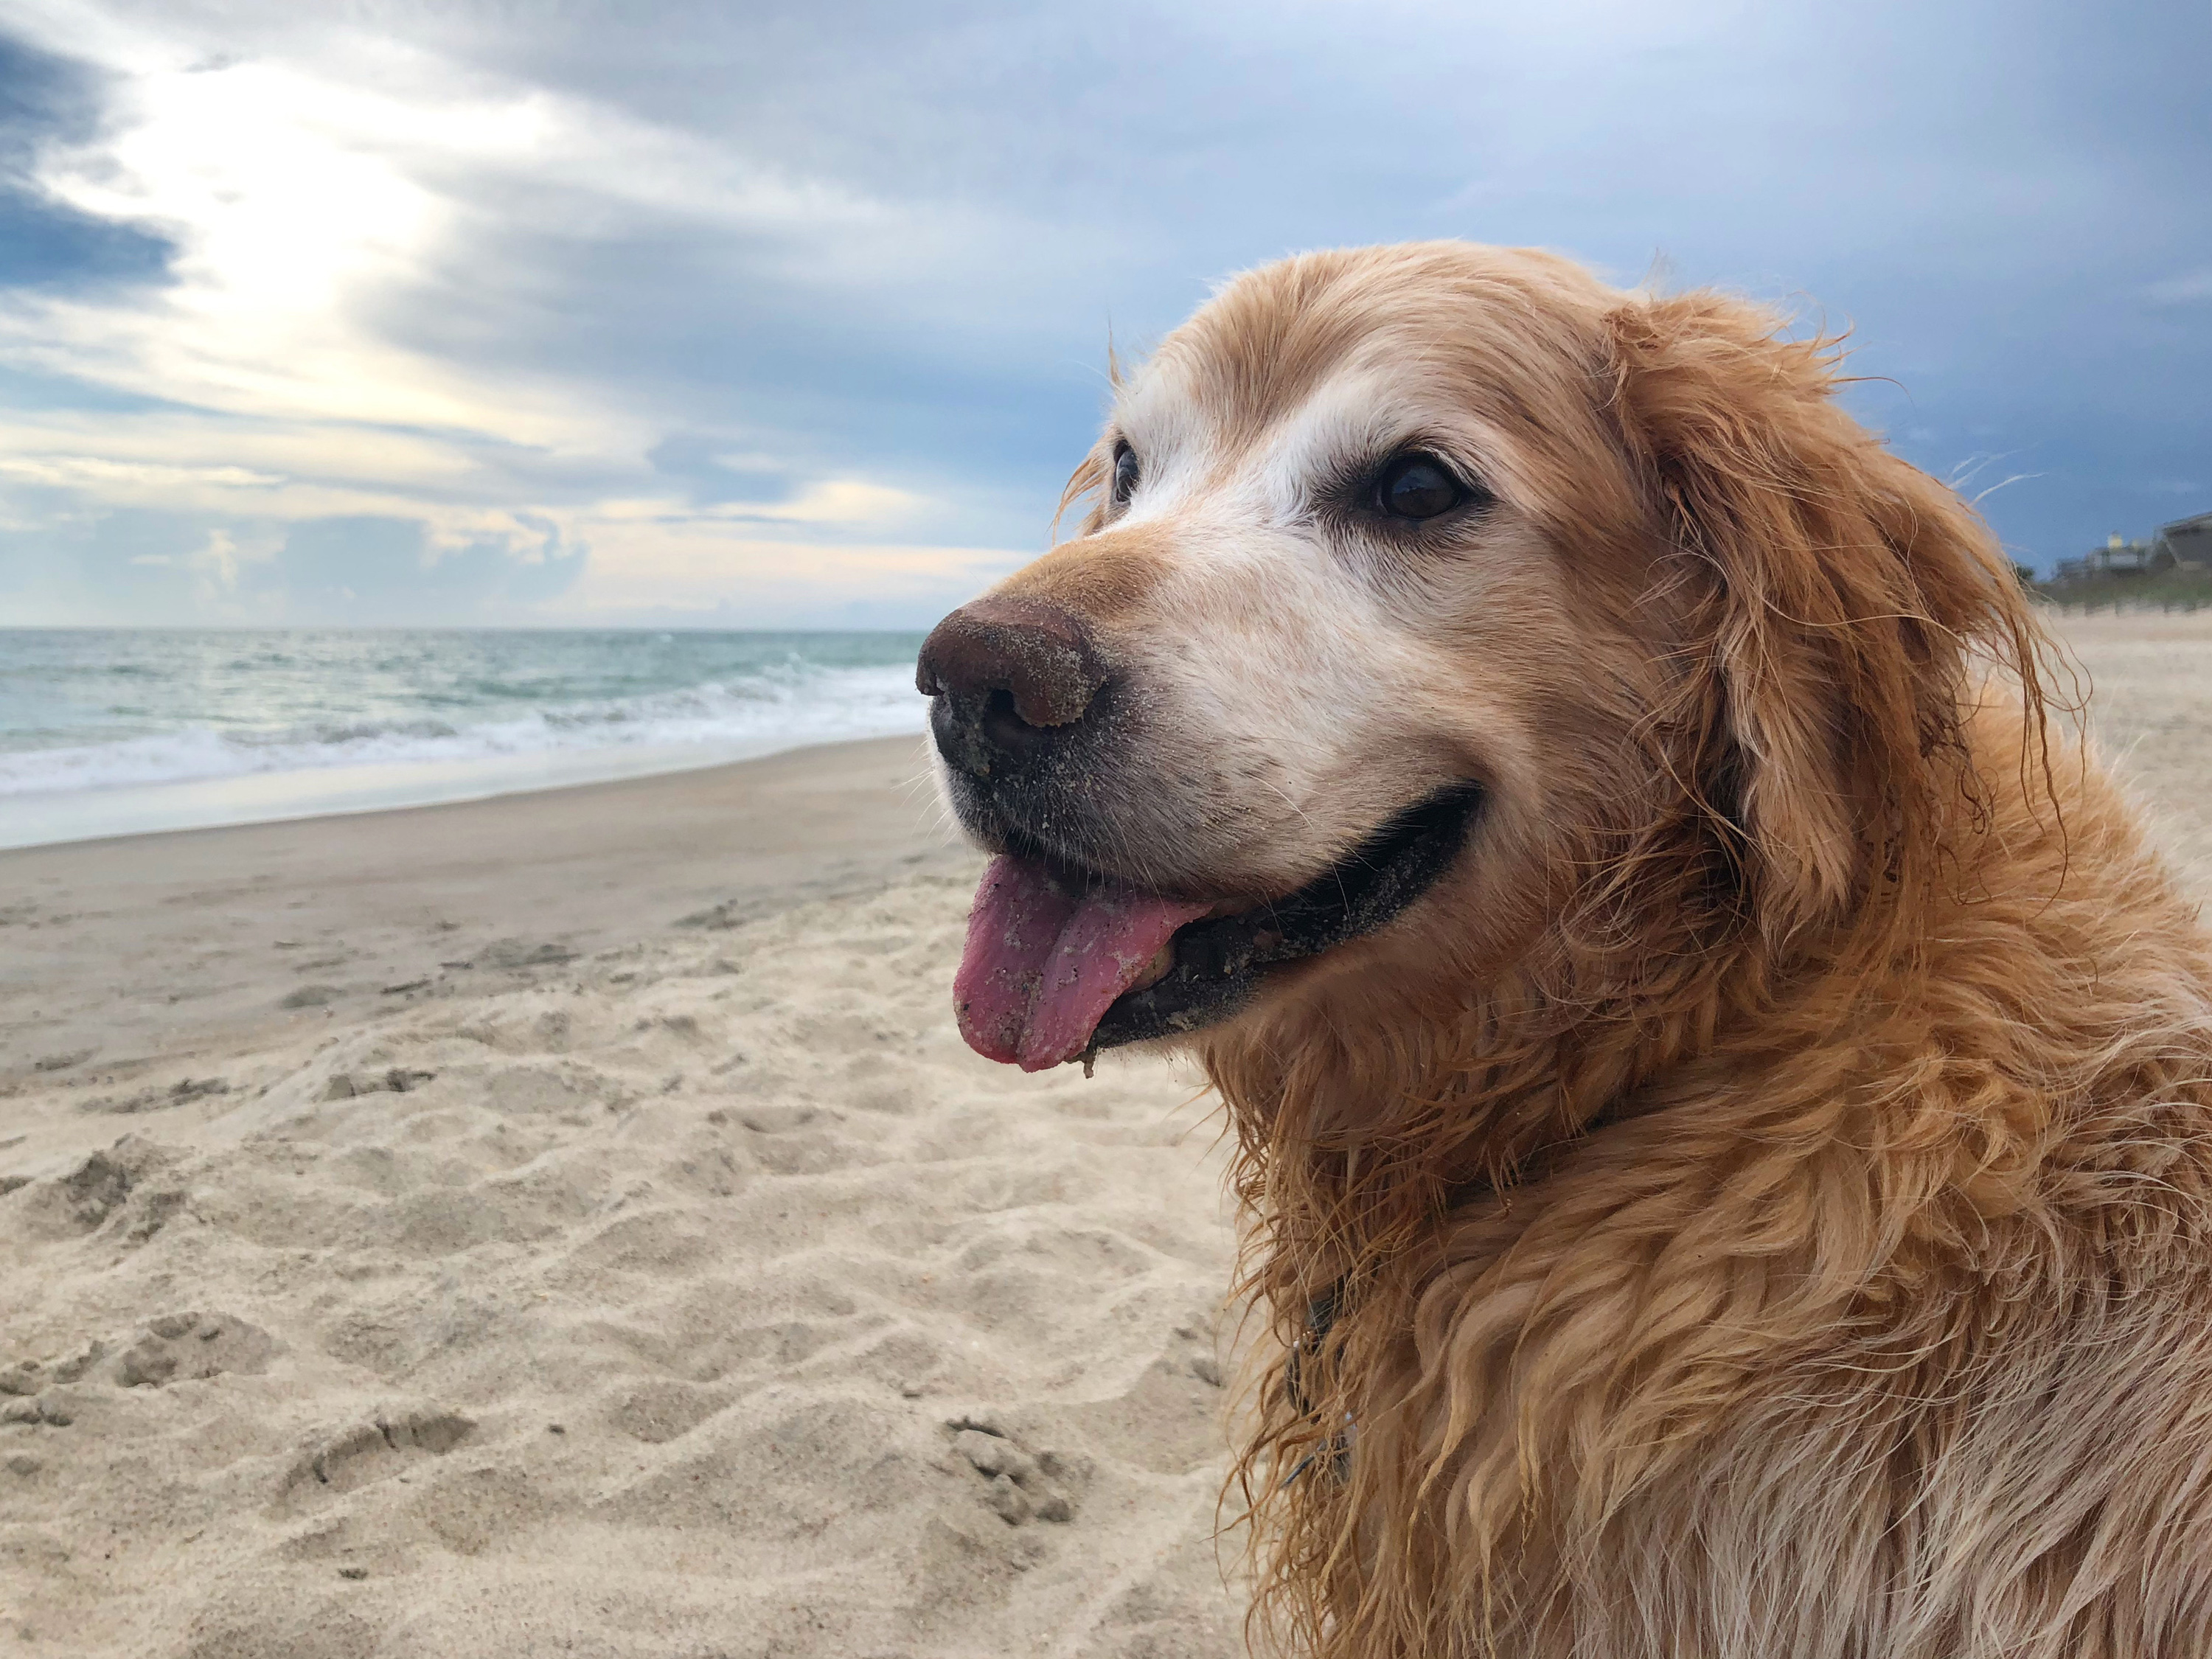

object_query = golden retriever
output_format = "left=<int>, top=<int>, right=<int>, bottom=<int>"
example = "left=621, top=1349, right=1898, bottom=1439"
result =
left=917, top=240, right=2212, bottom=1657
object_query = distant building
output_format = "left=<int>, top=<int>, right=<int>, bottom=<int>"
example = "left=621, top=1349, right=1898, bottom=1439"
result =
left=2052, top=513, right=2211, bottom=581
left=2158, top=509, right=2212, bottom=570
left=2055, top=534, right=2153, bottom=580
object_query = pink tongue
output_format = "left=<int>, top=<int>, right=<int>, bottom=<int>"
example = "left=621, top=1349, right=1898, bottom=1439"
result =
left=955, top=855, right=1211, bottom=1072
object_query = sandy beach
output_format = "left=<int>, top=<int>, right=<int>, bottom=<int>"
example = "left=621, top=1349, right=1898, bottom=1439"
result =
left=1, top=734, right=1240, bottom=1658
left=7, top=615, right=2212, bottom=1658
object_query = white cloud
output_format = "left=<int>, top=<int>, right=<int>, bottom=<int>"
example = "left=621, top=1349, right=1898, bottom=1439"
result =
left=714, top=479, right=931, bottom=527
left=0, top=37, right=625, bottom=445
left=0, top=3, right=1086, bottom=438
left=0, top=411, right=479, bottom=488
left=0, top=0, right=2200, bottom=614
left=0, top=453, right=279, bottom=490
left=545, top=518, right=1023, bottom=621
left=119, top=532, right=243, bottom=599
left=2146, top=268, right=2212, bottom=305
left=0, top=1, right=1070, bottom=624
left=193, top=526, right=239, bottom=590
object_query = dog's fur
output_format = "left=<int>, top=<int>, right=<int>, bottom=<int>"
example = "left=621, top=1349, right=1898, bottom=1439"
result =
left=964, top=243, right=2212, bottom=1655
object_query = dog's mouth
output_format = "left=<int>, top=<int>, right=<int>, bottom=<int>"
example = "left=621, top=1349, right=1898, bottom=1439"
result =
left=953, top=783, right=1484, bottom=1071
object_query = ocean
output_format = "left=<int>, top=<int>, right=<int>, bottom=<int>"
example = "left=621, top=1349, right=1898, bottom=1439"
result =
left=0, top=629, right=930, bottom=850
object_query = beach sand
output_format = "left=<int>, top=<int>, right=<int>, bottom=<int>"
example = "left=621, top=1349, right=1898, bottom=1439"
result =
left=2042, top=612, right=2212, bottom=896
left=6, top=614, right=2212, bottom=1658
left=1, top=736, right=1241, bottom=1658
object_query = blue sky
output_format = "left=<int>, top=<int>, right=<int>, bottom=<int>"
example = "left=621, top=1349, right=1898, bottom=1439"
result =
left=0, top=0, right=2205, bottom=627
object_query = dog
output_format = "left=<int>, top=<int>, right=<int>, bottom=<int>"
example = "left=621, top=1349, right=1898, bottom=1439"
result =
left=918, top=240, right=2212, bottom=1657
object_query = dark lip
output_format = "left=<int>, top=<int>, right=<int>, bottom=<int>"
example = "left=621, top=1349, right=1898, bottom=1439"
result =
left=1088, top=782, right=1486, bottom=1051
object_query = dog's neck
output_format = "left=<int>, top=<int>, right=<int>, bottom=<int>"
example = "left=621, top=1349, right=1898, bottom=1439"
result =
left=1198, top=875, right=1894, bottom=1306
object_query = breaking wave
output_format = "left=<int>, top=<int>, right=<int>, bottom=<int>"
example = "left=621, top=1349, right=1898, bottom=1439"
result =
left=0, top=650, right=926, bottom=799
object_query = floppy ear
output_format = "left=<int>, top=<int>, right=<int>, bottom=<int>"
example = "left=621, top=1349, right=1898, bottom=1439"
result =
left=1605, top=293, right=2041, bottom=950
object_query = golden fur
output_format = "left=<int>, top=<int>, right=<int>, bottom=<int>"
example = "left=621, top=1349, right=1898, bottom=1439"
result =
left=987, top=243, right=2212, bottom=1655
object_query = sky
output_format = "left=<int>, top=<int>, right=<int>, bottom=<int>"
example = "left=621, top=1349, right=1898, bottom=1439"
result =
left=0, top=0, right=2205, bottom=629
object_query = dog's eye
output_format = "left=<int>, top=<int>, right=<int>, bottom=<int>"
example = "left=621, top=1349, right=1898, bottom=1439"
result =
left=1374, top=453, right=1462, bottom=521
left=1111, top=442, right=1140, bottom=506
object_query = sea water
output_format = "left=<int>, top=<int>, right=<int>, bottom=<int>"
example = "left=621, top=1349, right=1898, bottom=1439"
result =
left=0, top=629, right=928, bottom=850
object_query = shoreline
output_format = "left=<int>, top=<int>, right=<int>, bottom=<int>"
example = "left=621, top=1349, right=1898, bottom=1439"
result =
left=0, top=734, right=975, bottom=1098
left=0, top=724, right=928, bottom=855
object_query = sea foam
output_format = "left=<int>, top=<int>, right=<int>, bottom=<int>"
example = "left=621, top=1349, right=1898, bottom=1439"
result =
left=0, top=666, right=925, bottom=798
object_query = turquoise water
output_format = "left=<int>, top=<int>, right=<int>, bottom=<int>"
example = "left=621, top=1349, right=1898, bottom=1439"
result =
left=0, top=629, right=929, bottom=846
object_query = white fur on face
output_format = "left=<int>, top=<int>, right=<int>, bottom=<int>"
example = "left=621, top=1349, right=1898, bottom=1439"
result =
left=1107, top=356, right=1216, bottom=530
left=1071, top=352, right=1567, bottom=897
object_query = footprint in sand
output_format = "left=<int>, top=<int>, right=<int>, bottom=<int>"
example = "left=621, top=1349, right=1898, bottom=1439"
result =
left=60, top=1150, right=131, bottom=1230
left=321, top=1068, right=436, bottom=1101
left=279, top=1408, right=475, bottom=1506
left=80, top=1076, right=230, bottom=1116
left=2, top=1313, right=274, bottom=1432
left=945, top=1417, right=1079, bottom=1526
left=478, top=939, right=577, bottom=970
left=114, top=1312, right=274, bottom=1388
left=0, top=1340, right=101, bottom=1429
left=41, top=1136, right=178, bottom=1232
left=707, top=1105, right=817, bottom=1134
left=0, top=1396, right=72, bottom=1427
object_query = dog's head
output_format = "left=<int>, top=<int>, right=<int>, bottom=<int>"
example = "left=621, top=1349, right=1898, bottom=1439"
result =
left=922, top=241, right=2041, bottom=1073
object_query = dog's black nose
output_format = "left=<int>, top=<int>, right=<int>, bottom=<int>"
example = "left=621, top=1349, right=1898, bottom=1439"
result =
left=917, top=597, right=1108, bottom=779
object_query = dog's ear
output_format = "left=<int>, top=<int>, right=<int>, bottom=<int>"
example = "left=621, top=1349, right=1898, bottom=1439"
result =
left=1604, top=293, right=2041, bottom=950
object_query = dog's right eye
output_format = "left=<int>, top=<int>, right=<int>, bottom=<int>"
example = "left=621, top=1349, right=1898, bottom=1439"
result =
left=1111, top=442, right=1140, bottom=506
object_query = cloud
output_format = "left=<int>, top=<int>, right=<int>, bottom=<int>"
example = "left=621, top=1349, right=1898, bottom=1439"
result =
left=0, top=453, right=278, bottom=490
left=2146, top=268, right=2212, bottom=305
left=0, top=502, right=588, bottom=623
left=0, top=46, right=626, bottom=443
left=543, top=520, right=1023, bottom=629
left=0, top=31, right=175, bottom=290
left=0, top=0, right=2202, bottom=608
left=0, top=2, right=1073, bottom=622
left=261, top=514, right=586, bottom=621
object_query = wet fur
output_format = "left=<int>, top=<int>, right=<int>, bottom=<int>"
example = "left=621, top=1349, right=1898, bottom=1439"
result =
left=1013, top=244, right=2212, bottom=1655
